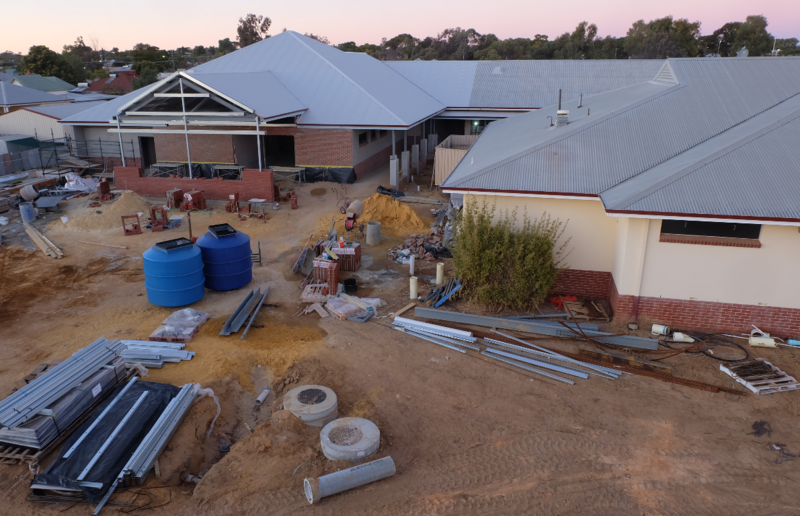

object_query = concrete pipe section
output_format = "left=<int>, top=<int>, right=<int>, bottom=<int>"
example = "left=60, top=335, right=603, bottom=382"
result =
left=320, top=417, right=380, bottom=462
left=366, top=222, right=381, bottom=245
left=283, top=385, right=338, bottom=427
left=304, top=456, right=395, bottom=504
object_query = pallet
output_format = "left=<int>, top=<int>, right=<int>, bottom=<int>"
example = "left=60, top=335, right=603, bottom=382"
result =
left=720, top=359, right=800, bottom=395
left=301, top=283, right=333, bottom=303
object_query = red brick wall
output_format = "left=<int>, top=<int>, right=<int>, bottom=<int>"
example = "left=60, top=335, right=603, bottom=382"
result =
left=295, top=128, right=352, bottom=167
left=154, top=133, right=235, bottom=163
left=608, top=277, right=800, bottom=337
left=550, top=269, right=613, bottom=299
left=114, top=167, right=274, bottom=202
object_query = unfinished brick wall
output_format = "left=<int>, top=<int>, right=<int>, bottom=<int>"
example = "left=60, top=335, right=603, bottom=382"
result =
left=609, top=277, right=800, bottom=337
left=154, top=133, right=236, bottom=163
left=550, top=269, right=613, bottom=299
left=295, top=128, right=352, bottom=167
left=114, top=167, right=274, bottom=202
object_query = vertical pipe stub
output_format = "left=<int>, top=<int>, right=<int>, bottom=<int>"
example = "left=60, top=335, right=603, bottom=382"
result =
left=409, top=276, right=418, bottom=299
left=436, top=263, right=444, bottom=286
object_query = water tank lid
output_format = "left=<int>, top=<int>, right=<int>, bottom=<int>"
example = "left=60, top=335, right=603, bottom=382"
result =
left=207, top=223, right=239, bottom=239
left=154, top=237, right=195, bottom=253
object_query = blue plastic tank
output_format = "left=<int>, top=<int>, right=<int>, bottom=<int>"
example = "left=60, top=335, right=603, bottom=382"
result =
left=196, top=224, right=253, bottom=291
left=143, top=238, right=206, bottom=306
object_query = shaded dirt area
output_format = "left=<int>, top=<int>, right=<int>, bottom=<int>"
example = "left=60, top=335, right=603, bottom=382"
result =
left=1, top=164, right=800, bottom=515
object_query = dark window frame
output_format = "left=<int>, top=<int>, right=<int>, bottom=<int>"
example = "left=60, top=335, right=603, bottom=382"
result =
left=379, top=129, right=388, bottom=138
left=358, top=132, right=368, bottom=147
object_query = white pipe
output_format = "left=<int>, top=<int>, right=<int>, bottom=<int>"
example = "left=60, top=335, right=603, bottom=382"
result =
left=436, top=263, right=444, bottom=285
left=255, top=387, right=270, bottom=405
left=304, top=456, right=396, bottom=504
left=409, top=276, right=418, bottom=299
left=409, top=255, right=415, bottom=276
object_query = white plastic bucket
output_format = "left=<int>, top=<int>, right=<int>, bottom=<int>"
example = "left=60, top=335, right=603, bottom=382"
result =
left=651, top=324, right=670, bottom=336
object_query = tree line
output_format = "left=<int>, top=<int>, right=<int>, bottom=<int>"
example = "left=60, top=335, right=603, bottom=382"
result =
left=3, top=14, right=797, bottom=94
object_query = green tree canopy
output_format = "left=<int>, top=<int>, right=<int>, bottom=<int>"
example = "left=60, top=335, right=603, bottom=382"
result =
left=625, top=16, right=701, bottom=58
left=19, top=45, right=79, bottom=84
left=218, top=38, right=237, bottom=54
left=732, top=15, right=772, bottom=56
left=237, top=14, right=271, bottom=47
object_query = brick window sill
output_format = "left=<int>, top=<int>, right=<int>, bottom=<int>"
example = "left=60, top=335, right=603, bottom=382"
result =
left=659, top=234, right=761, bottom=248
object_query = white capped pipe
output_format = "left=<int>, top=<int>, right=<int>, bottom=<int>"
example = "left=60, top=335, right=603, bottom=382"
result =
left=409, top=255, right=415, bottom=276
left=255, top=387, right=271, bottom=405
left=304, top=456, right=396, bottom=504
left=409, top=276, right=418, bottom=299
left=436, top=263, right=444, bottom=285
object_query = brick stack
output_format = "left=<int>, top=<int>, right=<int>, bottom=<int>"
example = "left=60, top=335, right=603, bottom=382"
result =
left=312, top=258, right=339, bottom=295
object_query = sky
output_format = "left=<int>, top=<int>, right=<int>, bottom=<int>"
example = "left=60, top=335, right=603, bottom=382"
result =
left=2, top=0, right=798, bottom=54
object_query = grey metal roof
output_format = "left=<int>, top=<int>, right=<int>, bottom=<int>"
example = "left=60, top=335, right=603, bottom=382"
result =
left=190, top=31, right=444, bottom=127
left=0, top=72, right=13, bottom=83
left=25, top=101, right=110, bottom=120
left=12, top=74, right=75, bottom=92
left=187, top=71, right=307, bottom=120
left=0, top=81, right=67, bottom=107
left=443, top=58, right=800, bottom=221
left=387, top=60, right=664, bottom=109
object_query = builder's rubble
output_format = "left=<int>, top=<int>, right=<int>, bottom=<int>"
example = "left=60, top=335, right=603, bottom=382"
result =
left=388, top=233, right=451, bottom=264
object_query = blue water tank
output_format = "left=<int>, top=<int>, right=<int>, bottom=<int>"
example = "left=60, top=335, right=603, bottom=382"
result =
left=143, top=238, right=205, bottom=307
left=196, top=224, right=253, bottom=291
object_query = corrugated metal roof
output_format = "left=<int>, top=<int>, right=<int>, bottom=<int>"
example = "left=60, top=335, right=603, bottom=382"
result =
left=0, top=81, right=67, bottom=107
left=25, top=101, right=109, bottom=120
left=12, top=74, right=75, bottom=92
left=187, top=71, right=306, bottom=120
left=443, top=58, right=800, bottom=220
left=0, top=72, right=14, bottom=83
left=387, top=60, right=664, bottom=109
left=190, top=31, right=443, bottom=127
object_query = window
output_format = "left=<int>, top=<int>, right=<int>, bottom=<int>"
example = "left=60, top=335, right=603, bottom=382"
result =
left=469, top=120, right=489, bottom=135
left=379, top=130, right=388, bottom=138
left=371, top=130, right=377, bottom=140
left=358, top=132, right=368, bottom=146
left=660, top=220, right=762, bottom=248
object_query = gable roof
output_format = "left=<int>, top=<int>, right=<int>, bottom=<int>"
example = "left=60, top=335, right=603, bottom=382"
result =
left=12, top=74, right=75, bottom=92
left=386, top=60, right=664, bottom=109
left=25, top=101, right=109, bottom=120
left=189, top=31, right=444, bottom=127
left=86, top=70, right=138, bottom=94
left=442, top=58, right=800, bottom=222
left=59, top=80, right=168, bottom=125
left=0, top=81, right=68, bottom=107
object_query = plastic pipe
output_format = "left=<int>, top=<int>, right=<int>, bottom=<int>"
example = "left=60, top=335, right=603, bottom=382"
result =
left=304, top=456, right=396, bottom=504
left=409, top=255, right=415, bottom=276
left=255, top=387, right=270, bottom=405
left=409, top=276, right=418, bottom=299
left=436, top=263, right=444, bottom=286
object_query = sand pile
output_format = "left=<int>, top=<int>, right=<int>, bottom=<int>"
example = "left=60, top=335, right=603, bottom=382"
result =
left=317, top=193, right=427, bottom=238
left=65, top=190, right=153, bottom=232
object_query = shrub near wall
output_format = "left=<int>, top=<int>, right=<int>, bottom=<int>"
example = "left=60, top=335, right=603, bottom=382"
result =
left=452, top=199, right=569, bottom=311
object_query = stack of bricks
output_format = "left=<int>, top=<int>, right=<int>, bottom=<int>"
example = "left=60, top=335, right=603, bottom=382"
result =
left=114, top=167, right=275, bottom=202
left=312, top=258, right=339, bottom=295
left=181, top=191, right=207, bottom=211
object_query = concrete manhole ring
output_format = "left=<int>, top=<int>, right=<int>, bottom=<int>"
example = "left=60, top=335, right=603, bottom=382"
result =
left=320, top=417, right=380, bottom=462
left=283, top=385, right=338, bottom=424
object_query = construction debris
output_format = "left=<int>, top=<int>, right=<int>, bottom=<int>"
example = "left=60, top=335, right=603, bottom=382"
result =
left=23, top=222, right=62, bottom=258
left=720, top=359, right=800, bottom=394
left=150, top=308, right=209, bottom=343
left=120, top=340, right=196, bottom=369
left=578, top=348, right=673, bottom=375
left=388, top=233, right=451, bottom=263
left=221, top=288, right=266, bottom=336
left=422, top=278, right=461, bottom=307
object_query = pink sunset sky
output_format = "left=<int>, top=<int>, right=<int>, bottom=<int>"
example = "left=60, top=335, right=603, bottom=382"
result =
left=2, top=0, right=798, bottom=54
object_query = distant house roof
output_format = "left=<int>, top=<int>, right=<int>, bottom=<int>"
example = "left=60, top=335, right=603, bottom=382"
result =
left=442, top=58, right=800, bottom=223
left=0, top=81, right=68, bottom=107
left=24, top=101, right=109, bottom=120
left=386, top=60, right=664, bottom=109
left=0, top=71, right=14, bottom=82
left=86, top=70, right=138, bottom=94
left=11, top=74, right=76, bottom=92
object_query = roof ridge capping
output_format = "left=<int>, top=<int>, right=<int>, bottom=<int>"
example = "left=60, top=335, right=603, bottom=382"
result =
left=285, top=31, right=407, bottom=126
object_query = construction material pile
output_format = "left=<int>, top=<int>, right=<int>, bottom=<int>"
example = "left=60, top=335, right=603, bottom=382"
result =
left=63, top=190, right=152, bottom=232
left=388, top=233, right=451, bottom=263
left=150, top=308, right=209, bottom=343
left=120, top=340, right=196, bottom=369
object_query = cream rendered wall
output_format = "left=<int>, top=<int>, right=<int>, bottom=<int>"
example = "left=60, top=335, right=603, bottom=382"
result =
left=463, top=194, right=618, bottom=272
left=0, top=110, right=75, bottom=139
left=638, top=220, right=800, bottom=309
left=79, top=126, right=141, bottom=159
left=611, top=217, right=650, bottom=296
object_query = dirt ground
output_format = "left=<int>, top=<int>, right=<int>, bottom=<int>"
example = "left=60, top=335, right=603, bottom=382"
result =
left=2, top=164, right=800, bottom=516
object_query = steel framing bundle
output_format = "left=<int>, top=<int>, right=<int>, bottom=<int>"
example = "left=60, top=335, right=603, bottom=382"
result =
left=0, top=338, right=126, bottom=429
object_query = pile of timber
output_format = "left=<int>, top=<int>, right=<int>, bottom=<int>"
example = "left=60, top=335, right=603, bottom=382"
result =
left=23, top=222, right=62, bottom=258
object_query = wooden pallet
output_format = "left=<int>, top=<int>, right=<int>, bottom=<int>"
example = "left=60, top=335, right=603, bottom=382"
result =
left=720, top=359, right=800, bottom=395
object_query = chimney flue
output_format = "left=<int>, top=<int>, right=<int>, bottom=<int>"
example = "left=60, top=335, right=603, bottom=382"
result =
left=556, top=110, right=569, bottom=127
left=558, top=89, right=562, bottom=110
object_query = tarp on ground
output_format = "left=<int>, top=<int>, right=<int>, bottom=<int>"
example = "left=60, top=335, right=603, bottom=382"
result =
left=31, top=381, right=179, bottom=504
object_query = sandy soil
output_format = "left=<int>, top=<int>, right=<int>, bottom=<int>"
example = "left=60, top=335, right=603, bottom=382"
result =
left=2, top=164, right=800, bottom=516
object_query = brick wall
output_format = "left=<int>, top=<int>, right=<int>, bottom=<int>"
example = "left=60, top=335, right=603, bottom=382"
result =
left=295, top=128, right=352, bottom=167
left=354, top=135, right=405, bottom=180
left=550, top=269, right=613, bottom=299
left=114, top=167, right=274, bottom=202
left=154, top=133, right=235, bottom=163
left=609, top=277, right=800, bottom=337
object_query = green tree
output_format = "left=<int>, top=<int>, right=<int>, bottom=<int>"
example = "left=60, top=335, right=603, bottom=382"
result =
left=304, top=33, right=330, bottom=45
left=700, top=22, right=741, bottom=56
left=237, top=14, right=271, bottom=47
left=90, top=68, right=109, bottom=80
left=775, top=38, right=800, bottom=56
left=553, top=21, right=598, bottom=59
left=625, top=16, right=700, bottom=58
left=732, top=15, right=772, bottom=56
left=131, top=43, right=168, bottom=74
left=132, top=63, right=160, bottom=90
left=218, top=38, right=237, bottom=54
left=18, top=45, right=78, bottom=84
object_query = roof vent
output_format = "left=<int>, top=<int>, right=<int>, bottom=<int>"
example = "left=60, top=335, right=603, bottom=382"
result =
left=556, top=110, right=569, bottom=127
left=653, top=62, right=678, bottom=85
left=492, top=66, right=502, bottom=75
